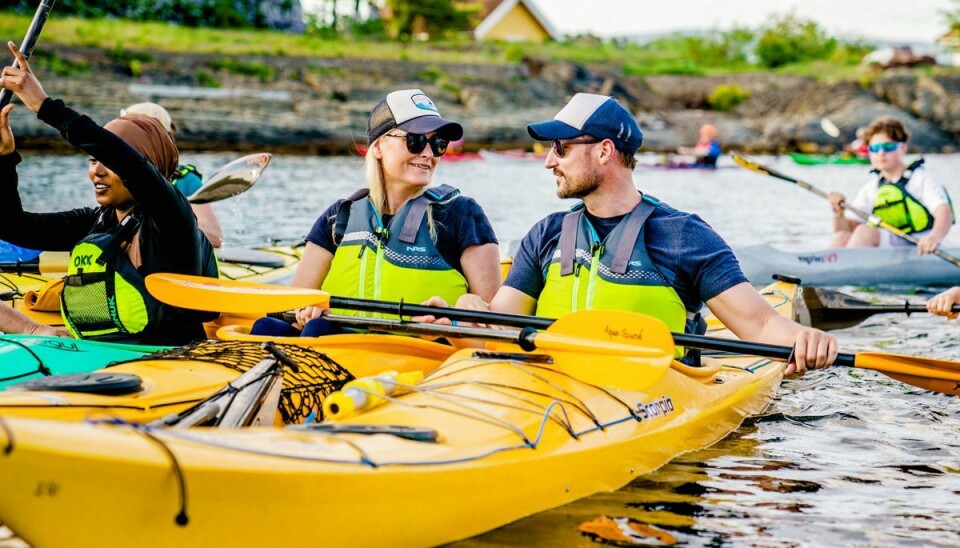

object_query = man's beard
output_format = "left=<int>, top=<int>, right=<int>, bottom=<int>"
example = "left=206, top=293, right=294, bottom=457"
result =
left=556, top=169, right=602, bottom=199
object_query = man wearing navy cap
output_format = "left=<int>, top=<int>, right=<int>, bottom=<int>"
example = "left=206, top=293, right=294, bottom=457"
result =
left=439, top=93, right=837, bottom=374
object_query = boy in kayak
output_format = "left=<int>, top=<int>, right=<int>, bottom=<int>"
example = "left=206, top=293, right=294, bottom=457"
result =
left=676, top=124, right=721, bottom=167
left=0, top=41, right=218, bottom=345
left=122, top=102, right=225, bottom=248
left=828, top=116, right=953, bottom=253
left=423, top=93, right=837, bottom=375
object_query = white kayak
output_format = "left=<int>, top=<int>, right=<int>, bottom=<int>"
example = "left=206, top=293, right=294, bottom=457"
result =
left=734, top=244, right=960, bottom=287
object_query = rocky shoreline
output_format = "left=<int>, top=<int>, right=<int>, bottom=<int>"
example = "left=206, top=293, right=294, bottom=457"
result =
left=11, top=45, right=960, bottom=154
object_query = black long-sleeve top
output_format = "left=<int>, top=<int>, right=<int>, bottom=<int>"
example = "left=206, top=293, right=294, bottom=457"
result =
left=0, top=98, right=216, bottom=344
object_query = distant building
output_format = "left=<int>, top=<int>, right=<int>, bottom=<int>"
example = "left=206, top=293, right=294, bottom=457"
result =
left=474, top=0, right=560, bottom=43
left=936, top=29, right=960, bottom=66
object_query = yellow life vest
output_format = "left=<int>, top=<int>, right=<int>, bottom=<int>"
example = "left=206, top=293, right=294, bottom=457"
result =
left=322, top=185, right=468, bottom=316
left=535, top=196, right=690, bottom=358
left=60, top=213, right=160, bottom=342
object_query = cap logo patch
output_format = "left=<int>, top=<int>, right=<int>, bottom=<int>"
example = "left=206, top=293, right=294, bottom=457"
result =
left=411, top=94, right=439, bottom=113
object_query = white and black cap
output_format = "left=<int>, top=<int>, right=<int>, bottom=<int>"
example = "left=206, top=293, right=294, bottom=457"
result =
left=367, top=89, right=463, bottom=144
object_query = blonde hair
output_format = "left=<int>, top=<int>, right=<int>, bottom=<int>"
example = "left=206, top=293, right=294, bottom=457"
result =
left=359, top=137, right=439, bottom=241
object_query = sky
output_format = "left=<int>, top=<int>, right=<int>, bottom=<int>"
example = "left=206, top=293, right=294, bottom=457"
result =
left=526, top=0, right=957, bottom=44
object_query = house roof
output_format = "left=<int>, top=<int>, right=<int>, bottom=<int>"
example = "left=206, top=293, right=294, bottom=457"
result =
left=938, top=28, right=960, bottom=47
left=474, top=0, right=561, bottom=42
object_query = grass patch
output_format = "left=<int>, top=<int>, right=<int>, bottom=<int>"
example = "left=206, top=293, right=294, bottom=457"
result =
left=0, top=10, right=943, bottom=80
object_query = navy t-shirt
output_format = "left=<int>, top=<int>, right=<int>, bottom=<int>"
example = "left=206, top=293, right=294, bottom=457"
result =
left=504, top=199, right=747, bottom=313
left=306, top=193, right=498, bottom=274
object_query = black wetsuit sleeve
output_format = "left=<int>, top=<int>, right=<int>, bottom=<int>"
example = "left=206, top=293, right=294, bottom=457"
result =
left=37, top=98, right=202, bottom=273
left=0, top=151, right=99, bottom=251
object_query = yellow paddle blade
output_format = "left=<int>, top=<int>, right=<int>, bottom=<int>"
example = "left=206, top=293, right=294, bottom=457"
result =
left=547, top=309, right=674, bottom=353
left=885, top=373, right=960, bottom=397
left=538, top=309, right=675, bottom=390
left=854, top=351, right=960, bottom=386
left=145, top=273, right=330, bottom=314
left=731, top=152, right=764, bottom=173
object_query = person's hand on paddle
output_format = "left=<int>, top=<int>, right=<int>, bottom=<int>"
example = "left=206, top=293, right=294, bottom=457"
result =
left=294, top=305, right=326, bottom=329
left=0, top=103, right=15, bottom=156
left=916, top=233, right=942, bottom=256
left=926, top=286, right=960, bottom=318
left=0, top=41, right=48, bottom=113
left=783, top=327, right=838, bottom=376
left=827, top=191, right=846, bottom=216
left=410, top=296, right=454, bottom=327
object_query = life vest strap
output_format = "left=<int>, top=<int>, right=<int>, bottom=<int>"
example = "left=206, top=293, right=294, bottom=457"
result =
left=398, top=184, right=459, bottom=244
left=558, top=210, right=582, bottom=276
left=611, top=199, right=656, bottom=274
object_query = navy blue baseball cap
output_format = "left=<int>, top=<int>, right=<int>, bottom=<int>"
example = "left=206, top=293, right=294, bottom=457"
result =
left=527, top=93, right=642, bottom=155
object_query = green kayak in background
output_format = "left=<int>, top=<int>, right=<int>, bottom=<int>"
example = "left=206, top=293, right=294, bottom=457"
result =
left=788, top=153, right=870, bottom=165
left=0, top=335, right=166, bottom=389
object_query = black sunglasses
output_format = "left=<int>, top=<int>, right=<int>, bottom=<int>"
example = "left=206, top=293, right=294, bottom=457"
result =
left=384, top=132, right=449, bottom=157
left=551, top=136, right=601, bottom=158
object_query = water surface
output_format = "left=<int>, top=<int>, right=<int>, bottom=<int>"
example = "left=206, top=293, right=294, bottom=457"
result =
left=4, top=152, right=959, bottom=546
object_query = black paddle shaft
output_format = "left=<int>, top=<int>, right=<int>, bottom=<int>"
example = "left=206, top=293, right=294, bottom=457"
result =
left=325, top=296, right=858, bottom=366
left=0, top=0, right=56, bottom=109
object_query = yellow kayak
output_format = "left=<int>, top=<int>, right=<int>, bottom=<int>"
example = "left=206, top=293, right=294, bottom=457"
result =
left=0, top=280, right=794, bottom=547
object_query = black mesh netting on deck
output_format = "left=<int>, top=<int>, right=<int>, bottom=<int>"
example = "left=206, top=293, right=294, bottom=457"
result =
left=137, top=340, right=355, bottom=424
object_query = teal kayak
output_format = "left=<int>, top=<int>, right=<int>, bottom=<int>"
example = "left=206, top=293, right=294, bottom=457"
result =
left=0, top=336, right=166, bottom=389
left=788, top=153, right=869, bottom=165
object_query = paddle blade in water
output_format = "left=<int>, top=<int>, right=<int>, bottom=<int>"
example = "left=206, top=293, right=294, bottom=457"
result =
left=189, top=153, right=272, bottom=204
left=145, top=273, right=330, bottom=314
left=884, top=372, right=960, bottom=396
left=853, top=351, right=960, bottom=396
left=821, top=117, right=841, bottom=138
left=795, top=287, right=880, bottom=330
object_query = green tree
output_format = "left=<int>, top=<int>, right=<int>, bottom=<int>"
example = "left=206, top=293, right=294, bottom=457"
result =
left=755, top=13, right=836, bottom=68
left=0, top=0, right=301, bottom=30
left=385, top=0, right=476, bottom=40
left=944, top=0, right=960, bottom=31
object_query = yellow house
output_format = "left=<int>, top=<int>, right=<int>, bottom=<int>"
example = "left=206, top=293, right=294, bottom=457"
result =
left=474, top=0, right=560, bottom=43
left=937, top=29, right=960, bottom=66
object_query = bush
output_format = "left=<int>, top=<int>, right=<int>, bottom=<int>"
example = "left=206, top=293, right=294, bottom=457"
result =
left=707, top=83, right=750, bottom=111
left=418, top=65, right=443, bottom=82
left=194, top=68, right=220, bottom=87
left=503, top=44, right=525, bottom=63
left=31, top=50, right=89, bottom=77
left=755, top=13, right=836, bottom=68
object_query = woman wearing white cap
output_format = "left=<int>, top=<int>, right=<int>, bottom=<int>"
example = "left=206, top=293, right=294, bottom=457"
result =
left=252, top=89, right=501, bottom=336
left=122, top=101, right=225, bottom=248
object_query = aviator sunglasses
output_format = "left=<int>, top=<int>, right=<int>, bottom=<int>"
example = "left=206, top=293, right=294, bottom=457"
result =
left=867, top=141, right=902, bottom=154
left=551, top=136, right=601, bottom=158
left=384, top=132, right=449, bottom=157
